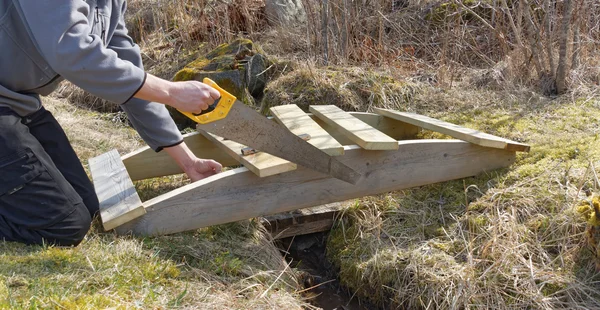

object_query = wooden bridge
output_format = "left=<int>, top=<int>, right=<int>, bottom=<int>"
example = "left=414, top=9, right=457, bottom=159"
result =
left=89, top=105, right=529, bottom=237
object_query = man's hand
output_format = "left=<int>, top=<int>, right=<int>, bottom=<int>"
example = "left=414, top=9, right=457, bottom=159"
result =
left=183, top=158, right=223, bottom=182
left=164, top=142, right=223, bottom=182
left=134, top=73, right=220, bottom=113
left=166, top=80, right=221, bottom=114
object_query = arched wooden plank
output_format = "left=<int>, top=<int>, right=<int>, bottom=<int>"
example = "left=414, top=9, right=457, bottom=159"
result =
left=117, top=140, right=515, bottom=236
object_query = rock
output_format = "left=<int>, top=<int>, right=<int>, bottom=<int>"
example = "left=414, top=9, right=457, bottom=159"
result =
left=247, top=54, right=269, bottom=98
left=265, top=0, right=307, bottom=26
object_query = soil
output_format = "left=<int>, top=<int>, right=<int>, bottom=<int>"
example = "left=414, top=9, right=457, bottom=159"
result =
left=277, top=233, right=379, bottom=310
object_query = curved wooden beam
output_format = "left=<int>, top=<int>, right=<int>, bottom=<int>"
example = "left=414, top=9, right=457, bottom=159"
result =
left=117, top=140, right=515, bottom=236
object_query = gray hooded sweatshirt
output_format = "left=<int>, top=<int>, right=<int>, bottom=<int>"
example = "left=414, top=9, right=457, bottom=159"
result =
left=0, top=0, right=183, bottom=151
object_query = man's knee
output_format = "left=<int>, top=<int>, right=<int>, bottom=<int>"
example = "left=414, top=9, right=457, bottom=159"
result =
left=43, top=204, right=92, bottom=247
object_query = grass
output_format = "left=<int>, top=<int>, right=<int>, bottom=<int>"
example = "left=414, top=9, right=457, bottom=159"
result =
left=324, top=87, right=600, bottom=308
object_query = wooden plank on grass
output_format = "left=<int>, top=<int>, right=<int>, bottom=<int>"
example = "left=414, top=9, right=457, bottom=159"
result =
left=117, top=140, right=516, bottom=236
left=89, top=149, right=145, bottom=231
left=200, top=131, right=297, bottom=177
left=374, top=108, right=530, bottom=152
left=270, top=105, right=344, bottom=156
left=310, top=105, right=399, bottom=150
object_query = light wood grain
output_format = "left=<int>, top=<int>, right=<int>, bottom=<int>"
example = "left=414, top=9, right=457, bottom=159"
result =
left=270, top=105, right=344, bottom=156
left=121, top=112, right=419, bottom=181
left=117, top=140, right=516, bottom=236
left=122, top=131, right=239, bottom=181
left=374, top=108, right=530, bottom=152
left=310, top=105, right=399, bottom=150
left=310, top=112, right=420, bottom=145
left=89, top=149, right=145, bottom=231
left=200, top=132, right=297, bottom=177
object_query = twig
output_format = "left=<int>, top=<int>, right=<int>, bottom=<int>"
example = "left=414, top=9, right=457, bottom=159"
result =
left=258, top=260, right=291, bottom=299
left=295, top=278, right=336, bottom=294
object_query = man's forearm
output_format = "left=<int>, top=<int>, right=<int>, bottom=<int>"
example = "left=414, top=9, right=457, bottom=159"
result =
left=164, top=142, right=196, bottom=173
left=134, top=74, right=173, bottom=105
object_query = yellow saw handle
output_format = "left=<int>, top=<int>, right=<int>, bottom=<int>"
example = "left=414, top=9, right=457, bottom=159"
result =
left=178, top=78, right=237, bottom=124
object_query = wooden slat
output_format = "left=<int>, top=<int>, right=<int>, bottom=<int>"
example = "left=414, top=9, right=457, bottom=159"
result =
left=310, top=113, right=420, bottom=145
left=117, top=140, right=516, bottom=236
left=200, top=131, right=297, bottom=177
left=310, top=105, right=399, bottom=150
left=270, top=105, right=344, bottom=156
left=89, top=150, right=145, bottom=231
left=121, top=112, right=420, bottom=181
left=262, top=201, right=352, bottom=239
left=374, top=108, right=530, bottom=152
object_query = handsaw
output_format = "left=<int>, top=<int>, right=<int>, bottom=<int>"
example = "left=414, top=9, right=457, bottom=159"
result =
left=178, top=78, right=362, bottom=185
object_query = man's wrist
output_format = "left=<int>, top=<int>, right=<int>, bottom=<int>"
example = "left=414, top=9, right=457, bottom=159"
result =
left=164, top=142, right=196, bottom=173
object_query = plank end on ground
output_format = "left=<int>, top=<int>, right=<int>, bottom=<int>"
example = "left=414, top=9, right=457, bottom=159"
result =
left=89, top=149, right=145, bottom=231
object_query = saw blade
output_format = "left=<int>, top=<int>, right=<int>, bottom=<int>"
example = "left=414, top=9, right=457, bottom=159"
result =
left=196, top=102, right=362, bottom=184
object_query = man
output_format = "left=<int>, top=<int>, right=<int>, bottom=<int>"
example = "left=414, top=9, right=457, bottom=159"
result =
left=0, top=1, right=223, bottom=246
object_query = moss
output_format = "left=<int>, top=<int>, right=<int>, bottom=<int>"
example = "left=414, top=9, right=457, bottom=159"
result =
left=578, top=196, right=600, bottom=226
left=206, top=38, right=255, bottom=60
left=173, top=68, right=199, bottom=82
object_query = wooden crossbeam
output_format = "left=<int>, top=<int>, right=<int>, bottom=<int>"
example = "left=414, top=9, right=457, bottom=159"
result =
left=310, top=105, right=399, bottom=150
left=262, top=201, right=352, bottom=239
left=121, top=112, right=420, bottom=181
left=270, top=105, right=344, bottom=156
left=117, top=140, right=516, bottom=236
left=89, top=150, right=145, bottom=231
left=122, top=131, right=239, bottom=181
left=200, top=131, right=297, bottom=177
left=374, top=108, right=530, bottom=152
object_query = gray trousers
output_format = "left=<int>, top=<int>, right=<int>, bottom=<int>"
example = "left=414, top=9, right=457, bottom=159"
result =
left=0, top=106, right=99, bottom=246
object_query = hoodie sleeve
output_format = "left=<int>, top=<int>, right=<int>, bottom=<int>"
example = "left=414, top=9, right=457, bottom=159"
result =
left=13, top=0, right=145, bottom=105
left=107, top=1, right=183, bottom=152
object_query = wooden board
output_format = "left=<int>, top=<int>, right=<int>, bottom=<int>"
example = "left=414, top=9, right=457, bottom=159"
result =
left=122, top=131, right=239, bottom=181
left=121, top=112, right=420, bottom=181
left=89, top=150, right=145, bottom=231
left=117, top=140, right=516, bottom=236
left=310, top=105, right=399, bottom=150
left=270, top=105, right=344, bottom=156
left=374, top=108, right=530, bottom=152
left=200, top=131, right=297, bottom=177
left=310, top=112, right=420, bottom=145
left=262, top=201, right=352, bottom=239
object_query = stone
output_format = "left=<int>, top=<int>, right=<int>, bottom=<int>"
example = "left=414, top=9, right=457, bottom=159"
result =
left=264, top=0, right=307, bottom=26
left=247, top=53, right=269, bottom=98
